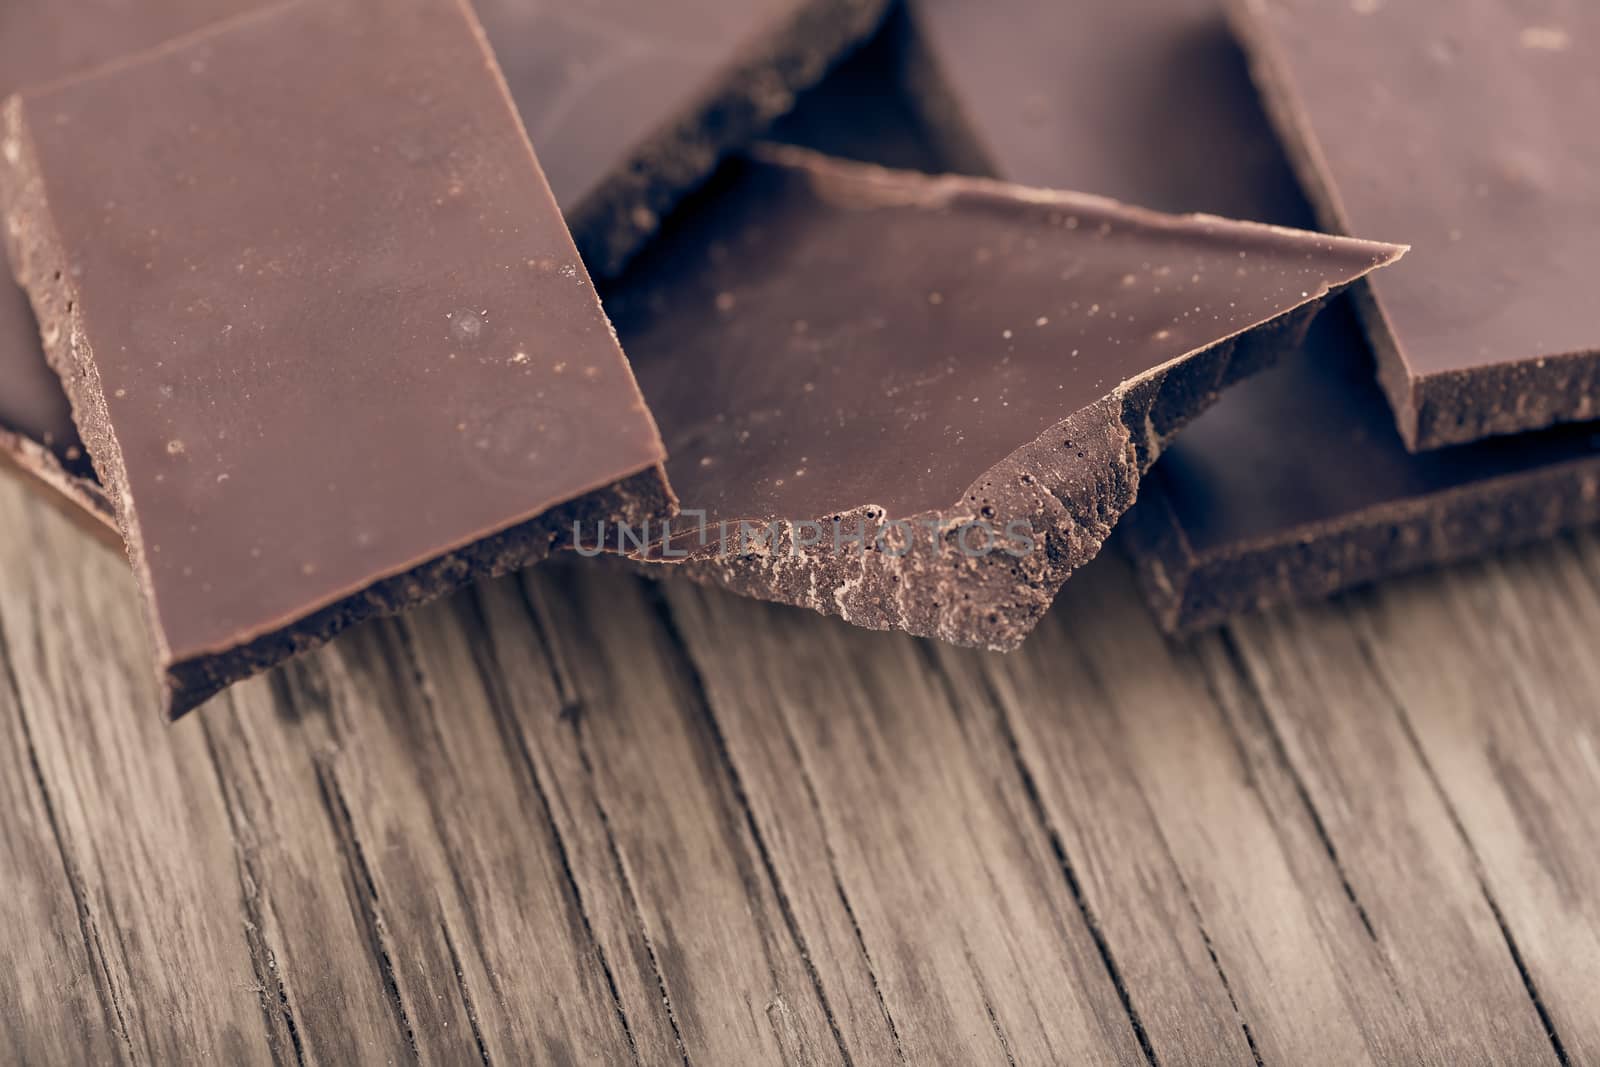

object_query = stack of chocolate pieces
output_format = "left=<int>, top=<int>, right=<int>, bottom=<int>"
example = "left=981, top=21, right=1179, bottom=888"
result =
left=903, top=0, right=1600, bottom=630
left=0, top=0, right=1586, bottom=718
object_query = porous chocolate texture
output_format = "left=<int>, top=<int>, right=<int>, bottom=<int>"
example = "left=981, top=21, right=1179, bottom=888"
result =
left=610, top=146, right=1401, bottom=651
left=901, top=0, right=1600, bottom=633
left=1228, top=0, right=1600, bottom=449
left=0, top=0, right=673, bottom=716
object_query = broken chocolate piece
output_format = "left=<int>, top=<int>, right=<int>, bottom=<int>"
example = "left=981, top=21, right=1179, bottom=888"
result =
left=0, top=0, right=886, bottom=529
left=1127, top=302, right=1600, bottom=631
left=476, top=0, right=893, bottom=276
left=0, top=0, right=672, bottom=716
left=902, top=0, right=1600, bottom=632
left=1228, top=0, right=1600, bottom=449
left=609, top=145, right=1401, bottom=650
left=0, top=0, right=272, bottom=528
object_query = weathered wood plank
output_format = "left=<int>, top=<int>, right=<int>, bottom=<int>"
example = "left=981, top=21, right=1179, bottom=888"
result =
left=926, top=554, right=1384, bottom=1066
left=1340, top=532, right=1600, bottom=1063
left=0, top=480, right=277, bottom=1065
left=397, top=581, right=685, bottom=1067
left=6, top=462, right=1600, bottom=1065
left=265, top=606, right=642, bottom=1065
left=199, top=681, right=417, bottom=1066
left=466, top=563, right=854, bottom=1066
left=1222, top=576, right=1564, bottom=1065
left=659, top=570, right=1148, bottom=1066
left=0, top=620, right=121, bottom=1066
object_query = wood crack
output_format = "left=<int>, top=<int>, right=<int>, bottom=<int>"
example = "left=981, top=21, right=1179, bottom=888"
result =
left=0, top=623, right=134, bottom=1065
left=572, top=719, right=694, bottom=1067
left=768, top=686, right=906, bottom=1063
left=942, top=650, right=1162, bottom=1067
left=1346, top=626, right=1572, bottom=1067
left=439, top=919, right=494, bottom=1067
left=1214, top=629, right=1381, bottom=945
left=961, top=941, right=1018, bottom=1067
left=309, top=753, right=420, bottom=1060
left=1155, top=832, right=1265, bottom=1067
left=646, top=583, right=857, bottom=1067
left=457, top=585, right=644, bottom=1066
left=509, top=584, right=691, bottom=1067
left=196, top=714, right=307, bottom=1067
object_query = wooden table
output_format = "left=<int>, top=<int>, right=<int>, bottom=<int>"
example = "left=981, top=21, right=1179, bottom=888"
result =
left=2, top=468, right=1595, bottom=1066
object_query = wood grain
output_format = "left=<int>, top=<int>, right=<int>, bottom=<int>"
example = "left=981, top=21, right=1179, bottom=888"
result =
left=3, top=470, right=1599, bottom=1065
left=660, top=572, right=1146, bottom=1066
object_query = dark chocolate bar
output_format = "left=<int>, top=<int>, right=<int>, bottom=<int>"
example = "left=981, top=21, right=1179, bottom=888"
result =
left=1128, top=303, right=1600, bottom=631
left=476, top=0, right=893, bottom=276
left=0, top=0, right=672, bottom=716
left=0, top=271, right=114, bottom=538
left=0, top=0, right=887, bottom=528
left=611, top=144, right=1400, bottom=650
left=0, top=0, right=272, bottom=532
left=1228, top=0, right=1600, bottom=449
left=903, top=0, right=1600, bottom=632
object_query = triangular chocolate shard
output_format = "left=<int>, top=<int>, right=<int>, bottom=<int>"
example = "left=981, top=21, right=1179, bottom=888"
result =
left=613, top=145, right=1404, bottom=650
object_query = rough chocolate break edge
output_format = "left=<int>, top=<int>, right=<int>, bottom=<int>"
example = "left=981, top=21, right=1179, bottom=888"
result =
left=664, top=306, right=1318, bottom=651
left=622, top=147, right=1402, bottom=652
left=0, top=0, right=675, bottom=717
left=1222, top=0, right=1600, bottom=451
left=552, top=0, right=894, bottom=277
left=1127, top=424, right=1600, bottom=634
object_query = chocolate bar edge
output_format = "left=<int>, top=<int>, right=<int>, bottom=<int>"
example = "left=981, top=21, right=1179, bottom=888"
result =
left=1124, top=446, right=1600, bottom=635
left=2, top=94, right=676, bottom=719
left=0, top=423, right=117, bottom=545
left=164, top=465, right=673, bottom=717
left=569, top=0, right=893, bottom=277
left=652, top=296, right=1337, bottom=653
left=1225, top=0, right=1600, bottom=451
left=0, top=0, right=891, bottom=533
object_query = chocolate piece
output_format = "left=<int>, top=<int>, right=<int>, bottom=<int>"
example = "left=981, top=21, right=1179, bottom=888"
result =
left=903, top=0, right=1305, bottom=227
left=0, top=0, right=886, bottom=530
left=476, top=0, right=893, bottom=276
left=0, top=0, right=271, bottom=529
left=767, top=9, right=949, bottom=175
left=610, top=145, right=1400, bottom=650
left=1227, top=0, right=1600, bottom=449
left=0, top=0, right=672, bottom=716
left=1127, top=301, right=1600, bottom=631
left=903, top=0, right=1600, bottom=631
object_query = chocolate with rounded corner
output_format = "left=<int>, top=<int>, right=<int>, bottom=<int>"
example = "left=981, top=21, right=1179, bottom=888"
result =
left=0, top=0, right=673, bottom=716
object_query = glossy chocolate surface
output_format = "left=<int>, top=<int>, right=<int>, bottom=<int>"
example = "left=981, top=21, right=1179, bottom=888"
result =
left=904, top=0, right=1600, bottom=629
left=1231, top=0, right=1600, bottom=447
left=0, top=0, right=885, bottom=525
left=0, top=0, right=271, bottom=484
left=1, top=0, right=669, bottom=710
left=612, top=144, right=1398, bottom=648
